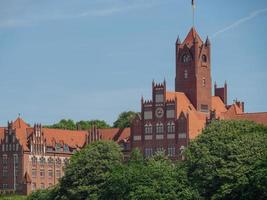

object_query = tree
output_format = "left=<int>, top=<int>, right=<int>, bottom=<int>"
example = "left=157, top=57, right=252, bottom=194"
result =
left=113, top=111, right=138, bottom=129
left=76, top=120, right=110, bottom=130
left=185, top=120, right=267, bottom=200
left=44, top=119, right=76, bottom=130
left=55, top=141, right=123, bottom=200
left=44, top=119, right=110, bottom=130
left=103, top=150, right=198, bottom=200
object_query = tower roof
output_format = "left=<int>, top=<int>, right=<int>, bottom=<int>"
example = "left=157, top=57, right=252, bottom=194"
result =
left=13, top=117, right=30, bottom=129
left=183, top=27, right=203, bottom=45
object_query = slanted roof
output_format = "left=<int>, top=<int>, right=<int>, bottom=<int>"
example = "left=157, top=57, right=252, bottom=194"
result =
left=166, top=91, right=206, bottom=139
left=98, top=128, right=130, bottom=142
left=212, top=96, right=227, bottom=118
left=42, top=128, right=87, bottom=148
left=13, top=117, right=30, bottom=129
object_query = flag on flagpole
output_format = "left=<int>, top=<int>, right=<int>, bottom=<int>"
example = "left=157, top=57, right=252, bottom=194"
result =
left=192, top=0, right=195, bottom=9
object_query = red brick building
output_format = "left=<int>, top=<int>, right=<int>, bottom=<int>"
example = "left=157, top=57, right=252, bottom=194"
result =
left=0, top=118, right=130, bottom=195
left=130, top=27, right=267, bottom=158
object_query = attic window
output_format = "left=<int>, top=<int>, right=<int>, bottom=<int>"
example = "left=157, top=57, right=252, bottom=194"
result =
left=63, top=144, right=69, bottom=152
left=55, top=144, right=61, bottom=152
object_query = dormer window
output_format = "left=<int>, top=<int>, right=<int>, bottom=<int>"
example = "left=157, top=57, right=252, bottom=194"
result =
left=63, top=144, right=69, bottom=152
left=55, top=143, right=61, bottom=152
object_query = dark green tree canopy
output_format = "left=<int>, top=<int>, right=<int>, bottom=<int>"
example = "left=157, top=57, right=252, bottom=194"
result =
left=27, top=120, right=267, bottom=200
left=113, top=111, right=138, bottom=128
left=185, top=120, right=267, bottom=200
left=44, top=119, right=110, bottom=130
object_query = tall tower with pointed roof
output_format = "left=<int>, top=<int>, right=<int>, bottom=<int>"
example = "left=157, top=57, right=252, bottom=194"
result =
left=175, top=27, right=212, bottom=113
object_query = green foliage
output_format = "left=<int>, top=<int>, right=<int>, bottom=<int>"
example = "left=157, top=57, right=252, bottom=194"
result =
left=28, top=120, right=267, bottom=200
left=113, top=111, right=138, bottom=128
left=185, top=120, right=267, bottom=200
left=103, top=150, right=198, bottom=200
left=0, top=195, right=26, bottom=200
left=55, top=141, right=123, bottom=200
left=44, top=119, right=110, bottom=130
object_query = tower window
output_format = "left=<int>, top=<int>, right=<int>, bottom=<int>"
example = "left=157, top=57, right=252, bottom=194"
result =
left=184, top=70, right=188, bottom=79
left=202, top=55, right=207, bottom=62
left=202, top=78, right=206, bottom=87
left=182, top=54, right=191, bottom=63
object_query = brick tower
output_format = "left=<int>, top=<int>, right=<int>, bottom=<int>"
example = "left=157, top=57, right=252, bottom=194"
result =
left=175, top=27, right=212, bottom=113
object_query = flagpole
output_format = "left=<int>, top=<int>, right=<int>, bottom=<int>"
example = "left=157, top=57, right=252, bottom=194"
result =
left=192, top=0, right=195, bottom=27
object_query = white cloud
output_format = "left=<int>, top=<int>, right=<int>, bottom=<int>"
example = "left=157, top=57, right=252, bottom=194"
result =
left=0, top=1, right=160, bottom=28
left=212, top=8, right=267, bottom=38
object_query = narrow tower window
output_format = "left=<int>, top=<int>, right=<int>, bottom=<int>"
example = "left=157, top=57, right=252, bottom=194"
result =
left=184, top=70, right=188, bottom=79
left=202, top=78, right=206, bottom=87
left=202, top=55, right=207, bottom=62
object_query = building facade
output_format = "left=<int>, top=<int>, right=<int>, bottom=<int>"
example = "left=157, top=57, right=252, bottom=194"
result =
left=0, top=118, right=130, bottom=195
left=131, top=27, right=267, bottom=159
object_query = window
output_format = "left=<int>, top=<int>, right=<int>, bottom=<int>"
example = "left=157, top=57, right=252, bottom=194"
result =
left=144, top=111, right=152, bottom=120
left=156, top=123, right=164, bottom=134
left=182, top=54, right=191, bottom=63
left=16, top=143, right=19, bottom=151
left=202, top=78, right=206, bottom=87
left=155, top=94, right=164, bottom=103
left=180, top=146, right=186, bottom=160
left=55, top=143, right=61, bottom=152
left=48, top=183, right=53, bottom=188
left=40, top=183, right=45, bottom=189
left=2, top=169, right=8, bottom=177
left=1, top=144, right=4, bottom=152
left=40, top=169, right=45, bottom=177
left=144, top=148, right=153, bottom=158
left=48, top=157, right=54, bottom=165
left=3, top=184, right=8, bottom=189
left=56, top=170, right=61, bottom=178
left=166, top=110, right=175, bottom=118
left=167, top=122, right=175, bottom=133
left=55, top=158, right=62, bottom=166
left=178, top=133, right=187, bottom=139
left=63, top=144, right=69, bottom=152
left=168, top=146, right=175, bottom=157
left=32, top=157, right=37, bottom=165
left=64, top=158, right=69, bottom=166
left=40, top=157, right=46, bottom=165
left=155, top=147, right=164, bottom=153
left=201, top=104, right=209, bottom=112
left=48, top=170, right=53, bottom=178
left=3, top=155, right=8, bottom=165
left=32, top=169, right=37, bottom=178
left=202, top=54, right=207, bottom=62
left=184, top=70, right=188, bottom=79
left=144, top=123, right=152, bottom=134
left=32, top=183, right=36, bottom=191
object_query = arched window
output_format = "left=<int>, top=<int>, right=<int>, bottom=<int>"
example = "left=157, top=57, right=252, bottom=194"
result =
left=182, top=54, right=191, bottom=63
left=167, top=122, right=175, bottom=133
left=156, top=122, right=164, bottom=134
left=145, top=123, right=153, bottom=134
left=184, top=70, right=188, bottom=79
left=202, top=54, right=207, bottom=62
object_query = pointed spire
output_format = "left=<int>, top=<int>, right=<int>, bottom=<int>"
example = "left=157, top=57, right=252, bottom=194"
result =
left=176, top=35, right=181, bottom=45
left=205, top=36, right=211, bottom=46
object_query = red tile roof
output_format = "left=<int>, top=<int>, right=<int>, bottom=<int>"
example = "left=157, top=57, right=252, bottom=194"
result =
left=166, top=91, right=206, bottom=139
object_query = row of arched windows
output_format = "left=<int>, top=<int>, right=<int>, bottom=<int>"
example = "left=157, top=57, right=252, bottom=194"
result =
left=144, top=122, right=176, bottom=134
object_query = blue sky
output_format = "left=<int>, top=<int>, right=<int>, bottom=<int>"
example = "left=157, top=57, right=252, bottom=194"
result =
left=0, top=0, right=266, bottom=126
